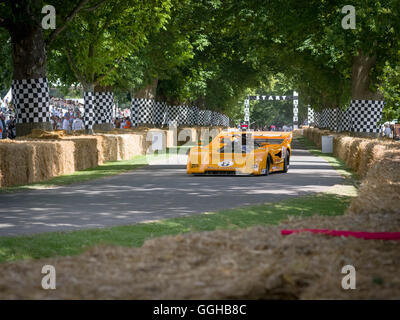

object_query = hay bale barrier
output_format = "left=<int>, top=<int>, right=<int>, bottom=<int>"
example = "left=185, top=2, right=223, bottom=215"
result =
left=0, top=213, right=399, bottom=299
left=0, top=126, right=227, bottom=188
left=303, top=127, right=400, bottom=178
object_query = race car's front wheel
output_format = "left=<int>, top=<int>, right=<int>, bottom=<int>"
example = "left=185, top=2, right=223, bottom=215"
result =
left=283, top=154, right=290, bottom=173
left=264, top=157, right=271, bottom=176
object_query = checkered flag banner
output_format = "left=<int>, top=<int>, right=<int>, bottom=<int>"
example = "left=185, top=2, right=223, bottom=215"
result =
left=166, top=105, right=179, bottom=126
left=307, top=107, right=314, bottom=125
left=95, top=92, right=114, bottom=124
left=313, top=111, right=321, bottom=128
left=188, top=106, right=199, bottom=125
left=204, top=110, right=212, bottom=126
left=177, top=105, right=190, bottom=125
left=128, top=98, right=230, bottom=127
left=337, top=108, right=351, bottom=132
left=154, top=101, right=166, bottom=125
left=327, top=108, right=338, bottom=131
left=83, top=92, right=95, bottom=130
left=131, top=98, right=155, bottom=126
left=11, top=77, right=51, bottom=124
left=349, top=100, right=384, bottom=133
left=211, top=111, right=219, bottom=126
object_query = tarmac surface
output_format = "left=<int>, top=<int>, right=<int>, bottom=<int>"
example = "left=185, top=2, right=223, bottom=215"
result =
left=0, top=144, right=343, bottom=236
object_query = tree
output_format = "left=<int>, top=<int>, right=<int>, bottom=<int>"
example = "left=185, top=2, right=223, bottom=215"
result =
left=0, top=0, right=109, bottom=135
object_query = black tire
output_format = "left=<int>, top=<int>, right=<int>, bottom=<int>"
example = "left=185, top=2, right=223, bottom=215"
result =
left=265, top=157, right=271, bottom=175
left=283, top=154, right=290, bottom=173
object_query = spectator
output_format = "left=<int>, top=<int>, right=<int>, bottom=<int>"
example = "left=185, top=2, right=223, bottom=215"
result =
left=72, top=116, right=84, bottom=131
left=384, top=123, right=392, bottom=138
left=0, top=113, right=6, bottom=139
left=62, top=113, right=71, bottom=132
left=115, top=118, right=121, bottom=129
left=123, top=117, right=132, bottom=129
left=6, top=115, right=16, bottom=139
left=0, top=114, right=4, bottom=139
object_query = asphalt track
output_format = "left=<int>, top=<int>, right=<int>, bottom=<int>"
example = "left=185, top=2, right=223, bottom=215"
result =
left=0, top=144, right=343, bottom=236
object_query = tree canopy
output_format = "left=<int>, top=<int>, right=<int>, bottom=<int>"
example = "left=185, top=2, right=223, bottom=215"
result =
left=1, top=0, right=400, bottom=123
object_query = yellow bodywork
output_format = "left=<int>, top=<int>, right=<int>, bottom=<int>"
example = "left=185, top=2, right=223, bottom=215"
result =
left=187, top=130, right=293, bottom=176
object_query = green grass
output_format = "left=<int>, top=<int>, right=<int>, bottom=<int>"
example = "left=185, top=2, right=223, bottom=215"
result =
left=0, top=192, right=353, bottom=263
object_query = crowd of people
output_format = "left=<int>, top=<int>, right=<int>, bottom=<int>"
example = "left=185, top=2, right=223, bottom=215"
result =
left=0, top=95, right=134, bottom=138
left=51, top=112, right=134, bottom=132
left=240, top=123, right=293, bottom=132
left=382, top=122, right=399, bottom=139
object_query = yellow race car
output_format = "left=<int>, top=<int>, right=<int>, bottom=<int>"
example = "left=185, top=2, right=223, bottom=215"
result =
left=187, top=130, right=293, bottom=176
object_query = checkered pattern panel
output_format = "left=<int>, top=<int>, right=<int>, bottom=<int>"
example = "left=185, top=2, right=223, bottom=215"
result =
left=313, top=111, right=321, bottom=128
left=321, top=109, right=328, bottom=128
left=221, top=114, right=229, bottom=127
left=204, top=110, right=212, bottom=126
left=12, top=77, right=51, bottom=124
left=177, top=105, right=190, bottom=125
left=188, top=106, right=199, bottom=126
left=337, top=109, right=351, bottom=132
left=131, top=98, right=154, bottom=126
left=95, top=92, right=113, bottom=124
left=326, top=108, right=338, bottom=131
left=211, top=111, right=219, bottom=126
left=166, top=105, right=179, bottom=126
left=83, top=92, right=95, bottom=130
left=349, top=100, right=384, bottom=133
left=154, top=101, right=166, bottom=125
left=307, top=107, right=314, bottom=125
left=161, top=102, right=169, bottom=126
left=198, top=110, right=205, bottom=126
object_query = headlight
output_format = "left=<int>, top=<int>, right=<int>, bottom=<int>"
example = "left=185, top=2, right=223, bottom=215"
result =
left=191, top=164, right=199, bottom=168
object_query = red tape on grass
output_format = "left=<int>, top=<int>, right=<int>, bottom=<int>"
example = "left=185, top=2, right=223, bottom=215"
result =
left=281, top=229, right=400, bottom=240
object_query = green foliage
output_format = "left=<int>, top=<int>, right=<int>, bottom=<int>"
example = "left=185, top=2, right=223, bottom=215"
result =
left=0, top=28, right=12, bottom=92
left=378, top=61, right=400, bottom=121
left=49, top=0, right=173, bottom=89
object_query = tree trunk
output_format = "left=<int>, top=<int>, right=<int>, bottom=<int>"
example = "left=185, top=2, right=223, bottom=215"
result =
left=133, top=79, right=158, bottom=99
left=352, top=51, right=383, bottom=100
left=10, top=21, right=51, bottom=136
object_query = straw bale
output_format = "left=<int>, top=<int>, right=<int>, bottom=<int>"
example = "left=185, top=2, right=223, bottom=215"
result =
left=333, top=136, right=352, bottom=163
left=0, top=139, right=76, bottom=187
left=61, top=136, right=101, bottom=170
left=96, top=134, right=119, bottom=162
left=347, top=156, right=400, bottom=215
left=117, top=134, right=145, bottom=159
left=0, top=140, right=34, bottom=187
left=20, top=129, right=66, bottom=140
left=0, top=212, right=399, bottom=300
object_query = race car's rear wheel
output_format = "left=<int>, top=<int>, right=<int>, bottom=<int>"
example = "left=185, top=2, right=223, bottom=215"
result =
left=283, top=154, right=290, bottom=173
